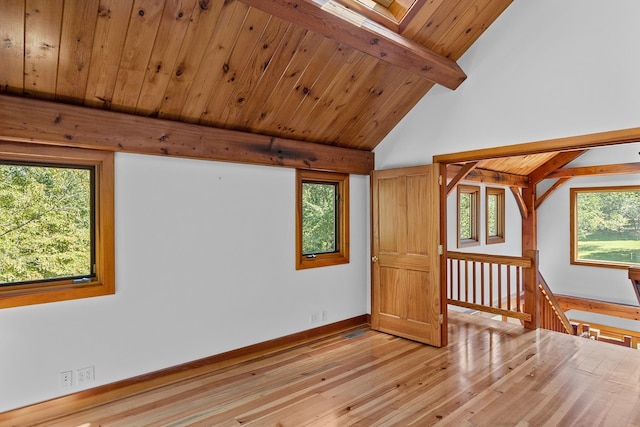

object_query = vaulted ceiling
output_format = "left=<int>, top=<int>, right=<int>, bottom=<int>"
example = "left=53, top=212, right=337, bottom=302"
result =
left=0, top=0, right=513, bottom=160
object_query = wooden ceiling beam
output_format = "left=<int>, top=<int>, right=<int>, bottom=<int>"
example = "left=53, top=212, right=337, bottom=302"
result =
left=0, top=95, right=374, bottom=175
left=546, top=162, right=640, bottom=179
left=238, top=0, right=466, bottom=90
left=446, top=164, right=529, bottom=188
left=529, top=150, right=586, bottom=184
left=434, top=128, right=640, bottom=164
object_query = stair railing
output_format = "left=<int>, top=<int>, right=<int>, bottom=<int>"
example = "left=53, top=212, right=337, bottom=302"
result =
left=537, top=271, right=574, bottom=334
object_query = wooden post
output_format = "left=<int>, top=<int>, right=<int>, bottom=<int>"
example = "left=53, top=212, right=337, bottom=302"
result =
left=522, top=179, right=538, bottom=330
left=521, top=183, right=537, bottom=251
left=523, top=249, right=539, bottom=330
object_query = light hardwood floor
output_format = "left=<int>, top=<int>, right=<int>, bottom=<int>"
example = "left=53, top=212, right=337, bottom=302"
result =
left=7, top=311, right=640, bottom=426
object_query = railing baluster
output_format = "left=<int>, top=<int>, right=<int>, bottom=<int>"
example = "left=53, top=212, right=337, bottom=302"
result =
left=481, top=262, right=485, bottom=306
left=498, top=266, right=502, bottom=309
left=465, top=260, right=469, bottom=302
left=507, top=265, right=511, bottom=311
left=489, top=263, right=494, bottom=308
left=457, top=260, right=461, bottom=302
left=448, top=258, right=453, bottom=299
left=516, top=266, right=521, bottom=313
left=472, top=261, right=477, bottom=304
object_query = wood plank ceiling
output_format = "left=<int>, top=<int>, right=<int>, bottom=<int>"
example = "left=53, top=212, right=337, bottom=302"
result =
left=0, top=0, right=513, bottom=156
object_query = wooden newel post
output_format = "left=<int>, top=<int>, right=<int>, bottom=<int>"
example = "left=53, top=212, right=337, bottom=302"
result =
left=523, top=249, right=539, bottom=330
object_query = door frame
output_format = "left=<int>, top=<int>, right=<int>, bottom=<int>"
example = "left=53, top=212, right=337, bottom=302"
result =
left=432, top=126, right=640, bottom=344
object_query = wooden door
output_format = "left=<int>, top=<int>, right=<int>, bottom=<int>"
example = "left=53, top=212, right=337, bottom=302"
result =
left=371, top=164, right=443, bottom=346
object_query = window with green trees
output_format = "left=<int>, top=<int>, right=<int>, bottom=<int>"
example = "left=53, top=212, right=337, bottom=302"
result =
left=1, top=163, right=93, bottom=285
left=571, top=186, right=640, bottom=268
left=486, top=187, right=505, bottom=244
left=0, top=144, right=114, bottom=309
left=457, top=185, right=479, bottom=248
left=296, top=170, right=349, bottom=269
left=302, top=181, right=338, bottom=255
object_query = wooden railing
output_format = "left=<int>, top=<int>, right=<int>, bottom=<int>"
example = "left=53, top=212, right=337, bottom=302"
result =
left=574, top=322, right=634, bottom=348
left=537, top=272, right=574, bottom=334
left=447, top=250, right=574, bottom=334
left=448, top=252, right=638, bottom=343
left=447, top=251, right=532, bottom=323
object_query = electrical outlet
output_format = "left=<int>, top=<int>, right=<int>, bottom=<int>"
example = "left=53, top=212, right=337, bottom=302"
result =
left=310, top=312, right=319, bottom=324
left=60, top=371, right=73, bottom=387
left=77, top=366, right=94, bottom=384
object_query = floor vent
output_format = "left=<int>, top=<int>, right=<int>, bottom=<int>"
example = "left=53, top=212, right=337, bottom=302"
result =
left=343, top=330, right=366, bottom=339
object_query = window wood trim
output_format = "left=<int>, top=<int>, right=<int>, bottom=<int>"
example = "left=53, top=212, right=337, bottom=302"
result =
left=296, top=170, right=349, bottom=270
left=0, top=143, right=115, bottom=308
left=457, top=184, right=480, bottom=248
left=570, top=185, right=640, bottom=270
left=486, top=187, right=505, bottom=244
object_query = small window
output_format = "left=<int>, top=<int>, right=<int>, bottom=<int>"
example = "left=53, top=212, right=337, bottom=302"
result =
left=486, top=187, right=505, bottom=244
left=571, top=186, right=640, bottom=268
left=0, top=143, right=114, bottom=308
left=296, top=170, right=349, bottom=269
left=457, top=184, right=479, bottom=248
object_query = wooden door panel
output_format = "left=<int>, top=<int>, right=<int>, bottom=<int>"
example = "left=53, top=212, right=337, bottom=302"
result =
left=379, top=267, right=403, bottom=318
left=372, top=164, right=442, bottom=346
left=406, top=173, right=430, bottom=256
left=377, top=176, right=406, bottom=254
left=406, top=269, right=431, bottom=323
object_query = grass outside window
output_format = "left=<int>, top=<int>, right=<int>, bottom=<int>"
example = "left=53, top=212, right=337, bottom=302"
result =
left=571, top=186, right=640, bottom=269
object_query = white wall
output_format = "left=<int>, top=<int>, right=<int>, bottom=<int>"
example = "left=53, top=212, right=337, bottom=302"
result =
left=375, top=0, right=640, bottom=170
left=0, top=153, right=369, bottom=412
left=375, top=0, right=640, bottom=297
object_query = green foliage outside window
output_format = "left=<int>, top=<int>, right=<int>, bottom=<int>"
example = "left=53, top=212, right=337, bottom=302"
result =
left=459, top=192, right=472, bottom=239
left=0, top=164, right=93, bottom=285
left=301, top=182, right=337, bottom=255
left=575, top=188, right=640, bottom=265
left=487, top=194, right=498, bottom=237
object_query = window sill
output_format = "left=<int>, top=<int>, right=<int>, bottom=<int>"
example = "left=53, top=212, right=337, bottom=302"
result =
left=457, top=239, right=480, bottom=249
left=0, top=280, right=114, bottom=309
left=571, top=259, right=639, bottom=270
left=296, top=253, right=350, bottom=270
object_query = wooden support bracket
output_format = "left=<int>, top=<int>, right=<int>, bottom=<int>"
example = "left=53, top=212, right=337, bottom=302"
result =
left=535, top=178, right=571, bottom=209
left=446, top=162, right=478, bottom=195
left=510, top=186, right=528, bottom=219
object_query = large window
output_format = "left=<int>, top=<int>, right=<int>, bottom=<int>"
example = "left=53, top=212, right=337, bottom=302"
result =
left=486, top=187, right=505, bottom=244
left=457, top=185, right=479, bottom=248
left=0, top=144, right=114, bottom=308
left=296, top=170, right=349, bottom=269
left=571, top=186, right=640, bottom=268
